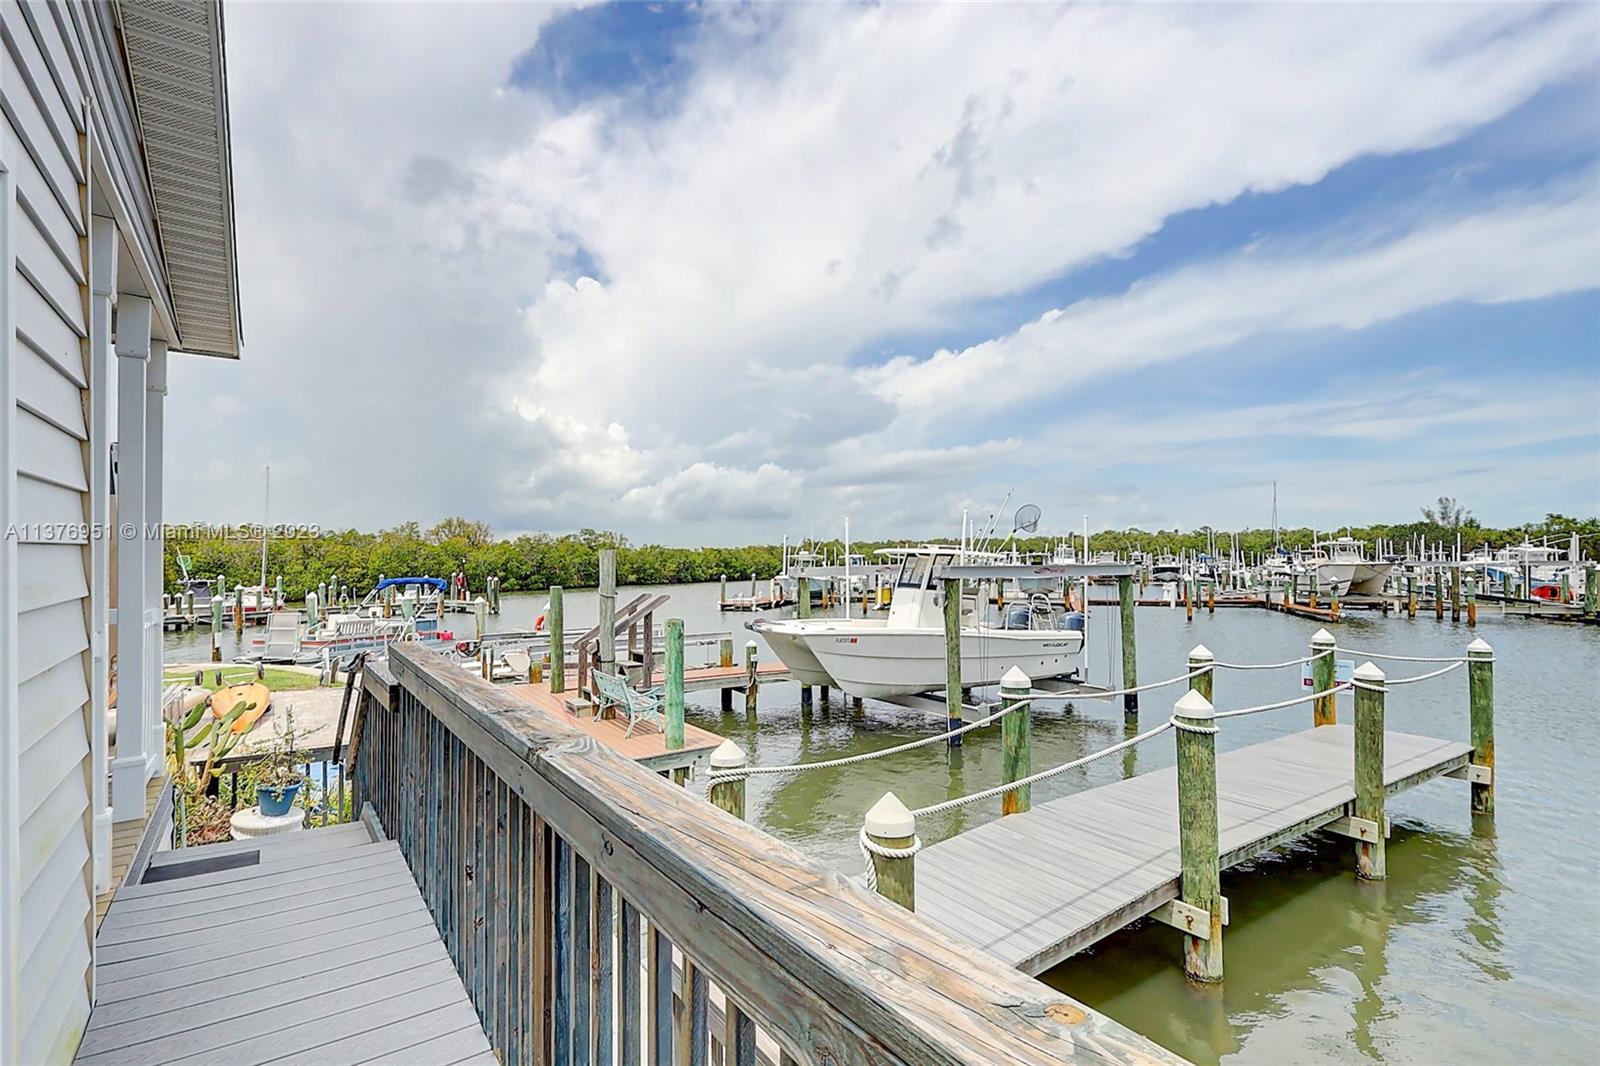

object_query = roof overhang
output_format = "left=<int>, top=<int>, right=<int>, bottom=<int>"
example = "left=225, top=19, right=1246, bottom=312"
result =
left=116, top=0, right=243, bottom=359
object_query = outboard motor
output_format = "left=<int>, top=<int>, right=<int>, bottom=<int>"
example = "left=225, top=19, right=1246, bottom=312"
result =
left=1057, top=611, right=1086, bottom=631
left=1004, top=603, right=1031, bottom=630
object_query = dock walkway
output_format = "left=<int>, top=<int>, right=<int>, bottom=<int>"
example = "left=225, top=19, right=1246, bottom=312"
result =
left=76, top=821, right=495, bottom=1066
left=915, top=724, right=1472, bottom=975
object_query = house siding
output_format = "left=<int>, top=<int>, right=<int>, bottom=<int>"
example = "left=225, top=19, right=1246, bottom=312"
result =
left=1, top=1, right=97, bottom=1062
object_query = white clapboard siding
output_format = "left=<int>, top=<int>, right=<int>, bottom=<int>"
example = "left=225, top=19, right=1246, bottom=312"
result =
left=7, top=9, right=96, bottom=1062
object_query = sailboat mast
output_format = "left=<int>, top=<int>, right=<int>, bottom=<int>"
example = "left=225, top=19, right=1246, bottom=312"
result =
left=258, top=465, right=269, bottom=592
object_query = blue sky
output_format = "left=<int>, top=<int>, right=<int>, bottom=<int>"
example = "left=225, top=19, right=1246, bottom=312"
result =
left=171, top=2, right=1599, bottom=541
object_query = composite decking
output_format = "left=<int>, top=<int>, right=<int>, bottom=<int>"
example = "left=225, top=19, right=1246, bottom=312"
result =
left=76, top=821, right=495, bottom=1066
left=915, top=724, right=1474, bottom=976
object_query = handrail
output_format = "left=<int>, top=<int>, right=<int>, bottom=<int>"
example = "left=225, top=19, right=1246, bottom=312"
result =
left=356, top=642, right=1180, bottom=1066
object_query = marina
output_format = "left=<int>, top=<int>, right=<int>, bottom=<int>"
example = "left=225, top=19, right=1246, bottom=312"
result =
left=3, top=3, right=1595, bottom=1065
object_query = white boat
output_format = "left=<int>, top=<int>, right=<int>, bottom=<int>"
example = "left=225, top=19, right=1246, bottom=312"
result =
left=1302, top=536, right=1391, bottom=597
left=755, top=546, right=1085, bottom=699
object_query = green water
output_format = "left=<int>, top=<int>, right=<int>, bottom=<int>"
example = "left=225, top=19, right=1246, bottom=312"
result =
left=168, top=582, right=1600, bottom=1062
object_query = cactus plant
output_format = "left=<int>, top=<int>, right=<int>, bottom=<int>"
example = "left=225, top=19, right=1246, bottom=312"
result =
left=167, top=694, right=252, bottom=846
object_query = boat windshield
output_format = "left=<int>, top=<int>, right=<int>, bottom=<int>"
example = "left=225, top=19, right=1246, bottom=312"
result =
left=897, top=553, right=934, bottom=589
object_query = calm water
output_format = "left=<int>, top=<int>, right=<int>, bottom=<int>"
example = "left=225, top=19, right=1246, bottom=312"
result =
left=167, top=583, right=1600, bottom=1063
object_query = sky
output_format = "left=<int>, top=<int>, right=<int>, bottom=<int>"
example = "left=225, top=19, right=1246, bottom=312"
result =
left=165, top=1, right=1600, bottom=543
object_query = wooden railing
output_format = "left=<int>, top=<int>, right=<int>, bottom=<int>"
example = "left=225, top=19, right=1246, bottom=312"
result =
left=354, top=642, right=1178, bottom=1065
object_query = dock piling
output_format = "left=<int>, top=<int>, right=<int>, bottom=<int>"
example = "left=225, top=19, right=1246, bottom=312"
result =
left=796, top=576, right=810, bottom=618
left=1000, top=667, right=1031, bottom=815
left=1468, top=638, right=1494, bottom=815
left=1353, top=661, right=1387, bottom=880
left=598, top=549, right=617, bottom=678
left=943, top=578, right=962, bottom=747
left=1465, top=572, right=1478, bottom=626
left=233, top=586, right=244, bottom=633
left=210, top=597, right=222, bottom=661
left=1585, top=564, right=1597, bottom=617
left=1406, top=575, right=1417, bottom=619
left=474, top=596, right=488, bottom=639
left=1187, top=644, right=1213, bottom=703
left=666, top=619, right=685, bottom=753
left=306, top=591, right=319, bottom=634
left=1173, top=689, right=1223, bottom=982
left=1118, top=575, right=1138, bottom=728
left=864, top=792, right=917, bottom=912
left=548, top=586, right=565, bottom=694
left=1311, top=628, right=1336, bottom=726
left=744, top=640, right=759, bottom=717
left=708, top=740, right=746, bottom=820
left=719, top=637, right=733, bottom=670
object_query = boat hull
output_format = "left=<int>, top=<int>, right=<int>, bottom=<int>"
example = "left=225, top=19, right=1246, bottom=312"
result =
left=800, top=628, right=1084, bottom=699
left=752, top=617, right=883, bottom=687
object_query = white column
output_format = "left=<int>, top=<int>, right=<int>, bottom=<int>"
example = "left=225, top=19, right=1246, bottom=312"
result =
left=112, top=297, right=153, bottom=821
left=144, top=341, right=166, bottom=766
left=89, top=217, right=117, bottom=888
left=0, top=162, right=25, bottom=1066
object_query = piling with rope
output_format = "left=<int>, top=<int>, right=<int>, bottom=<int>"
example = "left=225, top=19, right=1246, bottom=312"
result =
left=862, top=792, right=917, bottom=911
left=1468, top=637, right=1494, bottom=814
left=1312, top=628, right=1336, bottom=726
left=1353, top=660, right=1387, bottom=880
left=1000, top=667, right=1031, bottom=815
left=1187, top=644, right=1213, bottom=703
left=708, top=740, right=746, bottom=820
left=1173, top=688, right=1222, bottom=982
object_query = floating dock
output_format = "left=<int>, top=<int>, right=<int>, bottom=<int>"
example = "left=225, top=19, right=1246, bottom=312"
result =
left=913, top=723, right=1472, bottom=975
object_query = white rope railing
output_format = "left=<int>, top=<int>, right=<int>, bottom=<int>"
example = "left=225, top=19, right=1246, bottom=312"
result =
left=706, top=699, right=1027, bottom=783
left=911, top=719, right=1175, bottom=818
left=1212, top=648, right=1331, bottom=671
left=1021, top=668, right=1203, bottom=702
left=1335, top=646, right=1469, bottom=664
left=1212, top=684, right=1347, bottom=720
left=1353, top=660, right=1466, bottom=688
left=860, top=828, right=922, bottom=892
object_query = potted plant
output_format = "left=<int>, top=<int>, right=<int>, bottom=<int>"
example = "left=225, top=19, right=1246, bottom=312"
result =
left=253, top=707, right=307, bottom=818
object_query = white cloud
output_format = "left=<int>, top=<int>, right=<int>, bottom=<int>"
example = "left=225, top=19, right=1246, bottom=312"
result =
left=163, top=2, right=1599, bottom=538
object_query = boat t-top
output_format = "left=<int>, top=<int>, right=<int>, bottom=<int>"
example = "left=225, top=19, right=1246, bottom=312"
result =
left=753, top=545, right=1090, bottom=699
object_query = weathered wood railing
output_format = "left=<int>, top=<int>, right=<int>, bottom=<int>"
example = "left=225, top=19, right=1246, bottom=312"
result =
left=353, top=642, right=1177, bottom=1065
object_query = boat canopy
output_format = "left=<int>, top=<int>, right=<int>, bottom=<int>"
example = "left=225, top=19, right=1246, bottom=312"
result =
left=374, top=576, right=448, bottom=592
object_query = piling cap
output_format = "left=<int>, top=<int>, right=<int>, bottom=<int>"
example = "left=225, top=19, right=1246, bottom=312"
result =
left=1188, top=643, right=1213, bottom=662
left=710, top=739, right=747, bottom=770
left=1173, top=688, right=1215, bottom=721
left=864, top=792, right=916, bottom=838
left=1354, top=660, right=1385, bottom=683
left=1312, top=627, right=1335, bottom=646
left=1000, top=665, right=1032, bottom=690
left=746, top=639, right=758, bottom=650
left=1467, top=637, right=1493, bottom=656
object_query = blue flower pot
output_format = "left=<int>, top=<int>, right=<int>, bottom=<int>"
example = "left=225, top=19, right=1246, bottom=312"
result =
left=258, top=782, right=302, bottom=818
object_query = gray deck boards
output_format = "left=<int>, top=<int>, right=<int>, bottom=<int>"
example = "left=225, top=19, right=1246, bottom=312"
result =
left=915, top=724, right=1473, bottom=975
left=77, top=824, right=494, bottom=1066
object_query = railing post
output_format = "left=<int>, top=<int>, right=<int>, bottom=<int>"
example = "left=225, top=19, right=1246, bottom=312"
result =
left=1311, top=627, right=1336, bottom=726
left=1187, top=644, right=1213, bottom=703
left=1353, top=661, right=1387, bottom=880
left=548, top=585, right=565, bottom=694
left=943, top=577, right=962, bottom=747
left=744, top=640, right=759, bottom=717
left=1118, top=574, right=1138, bottom=728
left=708, top=740, right=747, bottom=820
left=1173, top=689, right=1222, bottom=982
left=666, top=619, right=685, bottom=754
left=864, top=792, right=916, bottom=912
left=1000, top=667, right=1031, bottom=815
left=1468, top=638, right=1494, bottom=815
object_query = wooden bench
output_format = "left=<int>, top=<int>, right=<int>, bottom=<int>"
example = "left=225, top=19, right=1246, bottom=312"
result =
left=590, top=670, right=664, bottom=738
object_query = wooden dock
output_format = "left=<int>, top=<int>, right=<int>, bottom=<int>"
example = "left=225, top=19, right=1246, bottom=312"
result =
left=914, top=724, right=1473, bottom=975
left=506, top=678, right=725, bottom=775
left=77, top=822, right=495, bottom=1066
left=656, top=659, right=793, bottom=693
